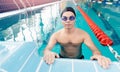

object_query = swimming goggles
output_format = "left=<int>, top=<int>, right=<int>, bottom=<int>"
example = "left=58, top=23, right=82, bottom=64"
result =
left=62, top=16, right=75, bottom=21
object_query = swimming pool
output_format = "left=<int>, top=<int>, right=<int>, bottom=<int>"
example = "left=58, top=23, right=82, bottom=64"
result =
left=38, top=1, right=120, bottom=61
left=0, top=1, right=120, bottom=71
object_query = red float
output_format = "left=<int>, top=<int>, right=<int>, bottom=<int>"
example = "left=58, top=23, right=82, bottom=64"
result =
left=77, top=6, right=113, bottom=46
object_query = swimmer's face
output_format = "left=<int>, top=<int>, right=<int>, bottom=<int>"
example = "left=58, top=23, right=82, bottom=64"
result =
left=61, top=11, right=76, bottom=29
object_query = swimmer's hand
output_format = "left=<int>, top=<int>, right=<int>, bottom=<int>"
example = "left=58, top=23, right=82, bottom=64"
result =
left=43, top=51, right=59, bottom=64
left=91, top=55, right=111, bottom=69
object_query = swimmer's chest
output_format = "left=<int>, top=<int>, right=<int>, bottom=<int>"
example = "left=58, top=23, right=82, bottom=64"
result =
left=57, top=35, right=83, bottom=46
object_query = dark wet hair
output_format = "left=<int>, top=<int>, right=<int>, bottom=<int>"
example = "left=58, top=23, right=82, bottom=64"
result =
left=61, top=7, right=76, bottom=17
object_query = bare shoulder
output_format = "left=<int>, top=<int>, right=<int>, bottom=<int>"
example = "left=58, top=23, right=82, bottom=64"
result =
left=77, top=28, right=91, bottom=40
left=76, top=28, right=91, bottom=42
left=76, top=28, right=88, bottom=35
left=51, top=29, right=62, bottom=38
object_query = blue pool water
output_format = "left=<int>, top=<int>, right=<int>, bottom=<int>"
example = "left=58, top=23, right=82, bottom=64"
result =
left=0, top=0, right=120, bottom=64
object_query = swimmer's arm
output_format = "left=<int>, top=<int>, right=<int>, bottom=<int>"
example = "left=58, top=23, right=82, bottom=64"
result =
left=83, top=32, right=111, bottom=69
left=43, top=33, right=59, bottom=64
left=83, top=33, right=101, bottom=55
left=44, top=33, right=57, bottom=53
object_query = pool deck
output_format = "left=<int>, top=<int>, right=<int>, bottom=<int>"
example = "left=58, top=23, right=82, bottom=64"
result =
left=0, top=41, right=120, bottom=72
